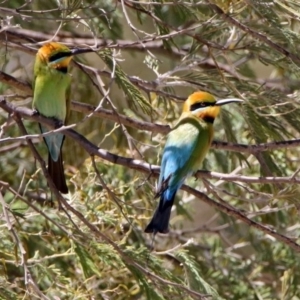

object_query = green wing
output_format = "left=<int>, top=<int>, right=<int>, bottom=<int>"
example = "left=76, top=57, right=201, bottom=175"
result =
left=159, top=116, right=211, bottom=190
left=32, top=66, right=71, bottom=162
left=65, top=84, right=71, bottom=125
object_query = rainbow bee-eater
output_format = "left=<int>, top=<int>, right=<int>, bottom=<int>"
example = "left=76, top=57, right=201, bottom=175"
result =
left=145, top=91, right=242, bottom=234
left=33, top=42, right=91, bottom=193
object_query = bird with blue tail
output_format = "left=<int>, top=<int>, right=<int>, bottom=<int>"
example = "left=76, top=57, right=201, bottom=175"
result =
left=144, top=91, right=243, bottom=234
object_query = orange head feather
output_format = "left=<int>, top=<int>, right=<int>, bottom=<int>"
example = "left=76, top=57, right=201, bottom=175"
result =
left=183, top=91, right=220, bottom=122
left=37, top=42, right=73, bottom=70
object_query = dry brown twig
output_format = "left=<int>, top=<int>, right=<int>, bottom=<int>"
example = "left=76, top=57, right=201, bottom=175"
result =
left=0, top=190, right=50, bottom=299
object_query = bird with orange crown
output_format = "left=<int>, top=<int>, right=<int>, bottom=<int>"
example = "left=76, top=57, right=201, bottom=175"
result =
left=32, top=42, right=90, bottom=193
left=145, top=91, right=242, bottom=234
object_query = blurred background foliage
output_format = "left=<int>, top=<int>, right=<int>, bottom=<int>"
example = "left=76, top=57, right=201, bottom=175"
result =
left=1, top=0, right=300, bottom=299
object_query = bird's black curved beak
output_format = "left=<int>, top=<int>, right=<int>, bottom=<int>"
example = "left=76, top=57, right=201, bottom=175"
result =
left=71, top=48, right=95, bottom=56
left=215, top=98, right=243, bottom=106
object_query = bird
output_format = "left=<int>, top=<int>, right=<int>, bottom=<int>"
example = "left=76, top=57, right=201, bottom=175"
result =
left=145, top=91, right=242, bottom=234
left=32, top=42, right=91, bottom=193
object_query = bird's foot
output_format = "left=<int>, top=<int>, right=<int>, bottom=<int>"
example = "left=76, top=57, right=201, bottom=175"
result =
left=51, top=117, right=64, bottom=129
left=32, top=109, right=40, bottom=116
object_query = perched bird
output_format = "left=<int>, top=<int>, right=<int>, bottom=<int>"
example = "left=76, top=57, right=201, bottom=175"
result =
left=32, top=42, right=91, bottom=193
left=145, top=91, right=242, bottom=234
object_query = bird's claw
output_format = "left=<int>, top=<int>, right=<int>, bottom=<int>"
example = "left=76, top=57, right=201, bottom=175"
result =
left=52, top=117, right=64, bottom=128
left=32, top=109, right=40, bottom=116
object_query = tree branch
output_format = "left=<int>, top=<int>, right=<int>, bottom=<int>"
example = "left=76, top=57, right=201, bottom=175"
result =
left=2, top=97, right=300, bottom=156
left=184, top=185, right=300, bottom=253
left=1, top=98, right=300, bottom=253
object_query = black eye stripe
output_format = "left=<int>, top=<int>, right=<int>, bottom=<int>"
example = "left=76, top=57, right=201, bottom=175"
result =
left=190, top=101, right=215, bottom=111
left=49, top=52, right=72, bottom=62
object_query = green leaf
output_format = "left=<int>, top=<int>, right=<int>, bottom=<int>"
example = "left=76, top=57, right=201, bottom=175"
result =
left=73, top=242, right=102, bottom=278
left=176, top=250, right=224, bottom=300
left=99, top=49, right=153, bottom=114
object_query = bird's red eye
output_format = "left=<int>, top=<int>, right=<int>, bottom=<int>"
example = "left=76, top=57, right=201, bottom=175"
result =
left=190, top=101, right=213, bottom=111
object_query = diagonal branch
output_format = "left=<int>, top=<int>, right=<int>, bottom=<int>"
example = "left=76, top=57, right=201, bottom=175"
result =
left=1, top=98, right=300, bottom=253
left=2, top=97, right=300, bottom=156
left=183, top=185, right=300, bottom=252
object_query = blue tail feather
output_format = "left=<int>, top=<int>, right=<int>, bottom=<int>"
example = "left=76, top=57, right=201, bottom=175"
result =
left=39, top=124, right=68, bottom=193
left=39, top=124, right=64, bottom=162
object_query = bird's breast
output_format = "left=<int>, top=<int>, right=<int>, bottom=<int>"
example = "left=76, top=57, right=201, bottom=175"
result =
left=33, top=71, right=71, bottom=121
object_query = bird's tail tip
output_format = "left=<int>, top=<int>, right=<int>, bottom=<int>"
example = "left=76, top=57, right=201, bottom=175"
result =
left=48, top=154, right=68, bottom=194
left=144, top=204, right=172, bottom=234
left=144, top=222, right=169, bottom=234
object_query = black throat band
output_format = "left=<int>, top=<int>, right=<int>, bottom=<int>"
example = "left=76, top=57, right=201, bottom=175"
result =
left=203, top=115, right=215, bottom=124
left=56, top=66, right=68, bottom=74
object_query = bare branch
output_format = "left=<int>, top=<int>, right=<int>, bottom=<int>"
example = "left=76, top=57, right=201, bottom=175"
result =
left=1, top=98, right=299, bottom=254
